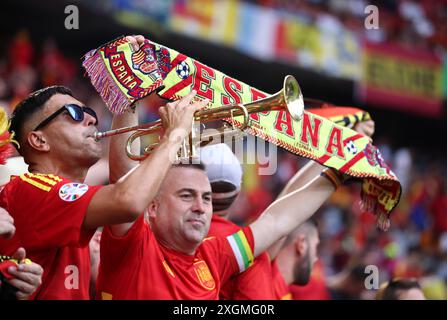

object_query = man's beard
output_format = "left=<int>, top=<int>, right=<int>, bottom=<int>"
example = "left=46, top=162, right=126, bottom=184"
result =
left=293, top=247, right=312, bottom=286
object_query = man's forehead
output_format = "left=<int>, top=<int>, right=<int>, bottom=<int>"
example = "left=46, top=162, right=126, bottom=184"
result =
left=42, top=93, right=83, bottom=116
left=21, top=93, right=83, bottom=136
left=164, top=167, right=211, bottom=192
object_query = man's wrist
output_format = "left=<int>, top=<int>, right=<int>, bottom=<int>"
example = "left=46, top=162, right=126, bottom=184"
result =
left=157, top=133, right=184, bottom=162
left=320, top=168, right=349, bottom=189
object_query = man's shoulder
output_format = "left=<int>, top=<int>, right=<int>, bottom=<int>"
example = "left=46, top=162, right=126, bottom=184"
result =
left=1, top=173, right=73, bottom=204
left=197, top=235, right=220, bottom=252
left=209, top=215, right=241, bottom=236
left=199, top=227, right=236, bottom=251
left=8, top=172, right=65, bottom=192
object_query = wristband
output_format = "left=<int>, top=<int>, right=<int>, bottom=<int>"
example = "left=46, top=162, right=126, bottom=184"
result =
left=320, top=168, right=344, bottom=189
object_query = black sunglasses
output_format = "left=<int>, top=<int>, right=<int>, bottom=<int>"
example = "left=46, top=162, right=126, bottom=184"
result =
left=34, top=104, right=98, bottom=131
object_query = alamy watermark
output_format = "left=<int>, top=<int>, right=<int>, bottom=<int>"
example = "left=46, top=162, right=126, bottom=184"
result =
left=64, top=5, right=79, bottom=30
left=64, top=264, right=79, bottom=290
left=364, top=264, right=380, bottom=290
left=364, top=5, right=379, bottom=30
left=165, top=125, right=278, bottom=176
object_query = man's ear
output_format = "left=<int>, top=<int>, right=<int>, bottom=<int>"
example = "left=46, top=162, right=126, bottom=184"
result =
left=295, top=235, right=307, bottom=256
left=27, top=131, right=50, bottom=152
left=147, top=197, right=160, bottom=219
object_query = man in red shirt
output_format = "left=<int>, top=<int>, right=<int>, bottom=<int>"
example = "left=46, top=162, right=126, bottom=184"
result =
left=0, top=36, right=208, bottom=299
left=97, top=94, right=346, bottom=300
left=271, top=220, right=320, bottom=300
left=97, top=161, right=341, bottom=299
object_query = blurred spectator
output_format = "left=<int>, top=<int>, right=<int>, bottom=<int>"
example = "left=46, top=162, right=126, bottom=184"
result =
left=39, top=39, right=77, bottom=87
left=289, top=260, right=331, bottom=300
left=376, top=278, right=426, bottom=300
left=8, top=30, right=34, bottom=69
left=326, top=264, right=369, bottom=299
left=393, top=147, right=413, bottom=194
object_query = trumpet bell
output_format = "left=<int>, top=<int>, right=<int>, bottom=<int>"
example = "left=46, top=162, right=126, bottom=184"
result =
left=283, top=75, right=304, bottom=121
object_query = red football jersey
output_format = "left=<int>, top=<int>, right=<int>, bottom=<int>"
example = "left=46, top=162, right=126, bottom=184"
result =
left=97, top=215, right=255, bottom=300
left=208, top=215, right=275, bottom=299
left=271, top=260, right=292, bottom=300
left=0, top=173, right=102, bottom=299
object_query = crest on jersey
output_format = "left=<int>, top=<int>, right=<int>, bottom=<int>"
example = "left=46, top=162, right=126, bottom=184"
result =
left=59, top=183, right=89, bottom=202
left=193, top=260, right=215, bottom=290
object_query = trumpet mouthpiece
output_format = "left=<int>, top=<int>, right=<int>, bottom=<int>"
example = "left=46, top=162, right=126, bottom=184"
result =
left=93, top=132, right=103, bottom=141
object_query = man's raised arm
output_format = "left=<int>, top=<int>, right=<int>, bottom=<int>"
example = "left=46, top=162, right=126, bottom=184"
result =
left=83, top=90, right=208, bottom=230
left=267, top=118, right=375, bottom=258
left=250, top=172, right=337, bottom=257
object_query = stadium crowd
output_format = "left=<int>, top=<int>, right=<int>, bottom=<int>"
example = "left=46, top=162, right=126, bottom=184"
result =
left=251, top=0, right=447, bottom=53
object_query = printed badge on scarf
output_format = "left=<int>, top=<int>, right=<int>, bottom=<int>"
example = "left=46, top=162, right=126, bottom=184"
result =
left=59, top=183, right=89, bottom=202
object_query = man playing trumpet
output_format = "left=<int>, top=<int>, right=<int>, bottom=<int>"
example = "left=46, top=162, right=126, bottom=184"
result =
left=0, top=34, right=207, bottom=298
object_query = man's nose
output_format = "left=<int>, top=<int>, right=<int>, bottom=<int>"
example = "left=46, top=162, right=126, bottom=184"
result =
left=191, top=197, right=206, bottom=214
left=84, top=112, right=97, bottom=126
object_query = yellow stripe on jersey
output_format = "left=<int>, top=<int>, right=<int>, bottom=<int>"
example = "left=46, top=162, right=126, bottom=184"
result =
left=101, top=292, right=113, bottom=300
left=29, top=173, right=58, bottom=186
left=45, top=174, right=63, bottom=182
left=19, top=174, right=51, bottom=192
left=162, top=260, right=176, bottom=278
left=281, top=293, right=292, bottom=300
left=19, top=173, right=63, bottom=192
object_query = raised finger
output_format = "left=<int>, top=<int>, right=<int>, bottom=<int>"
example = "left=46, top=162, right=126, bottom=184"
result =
left=12, top=247, right=26, bottom=261
left=134, top=35, right=146, bottom=47
left=176, top=90, right=197, bottom=108
left=188, top=98, right=210, bottom=113
left=125, top=36, right=139, bottom=52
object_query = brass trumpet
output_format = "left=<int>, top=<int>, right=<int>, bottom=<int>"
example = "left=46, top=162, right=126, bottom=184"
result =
left=94, top=75, right=304, bottom=161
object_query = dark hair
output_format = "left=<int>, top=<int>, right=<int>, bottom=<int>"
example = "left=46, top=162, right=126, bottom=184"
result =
left=9, top=85, right=73, bottom=151
left=172, top=162, right=206, bottom=172
left=380, top=278, right=422, bottom=300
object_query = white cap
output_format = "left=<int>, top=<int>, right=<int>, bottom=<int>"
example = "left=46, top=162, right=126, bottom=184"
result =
left=199, top=143, right=243, bottom=212
left=0, top=156, right=28, bottom=186
left=199, top=143, right=242, bottom=192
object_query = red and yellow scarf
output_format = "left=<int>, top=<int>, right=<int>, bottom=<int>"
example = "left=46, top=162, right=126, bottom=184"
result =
left=83, top=37, right=401, bottom=231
